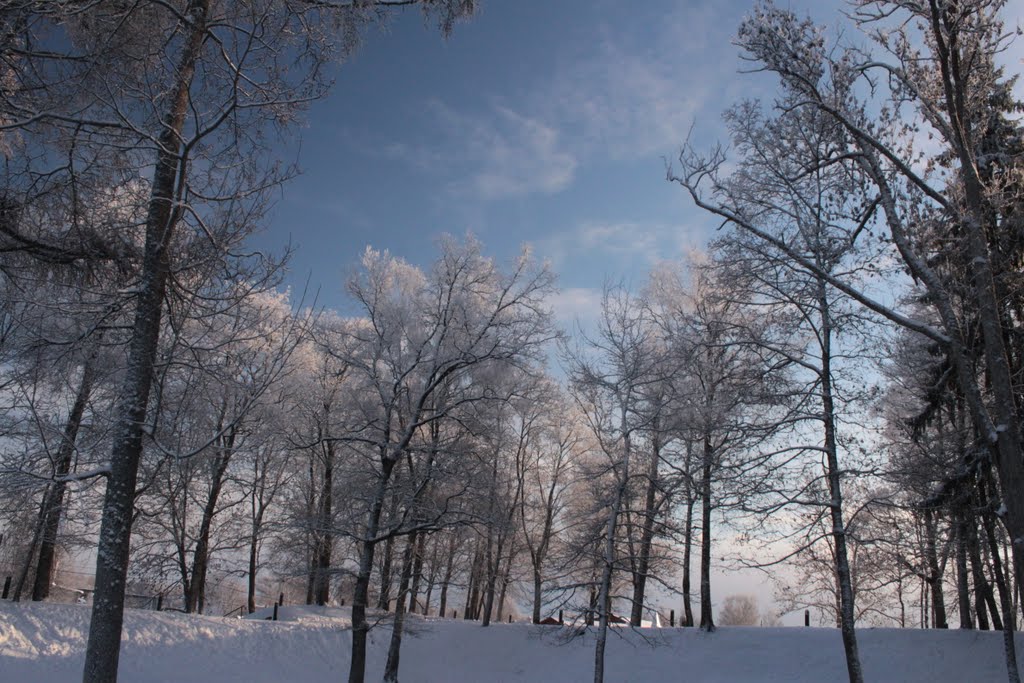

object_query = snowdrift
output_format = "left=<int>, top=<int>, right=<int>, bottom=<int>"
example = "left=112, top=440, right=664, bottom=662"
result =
left=1, top=602, right=1019, bottom=682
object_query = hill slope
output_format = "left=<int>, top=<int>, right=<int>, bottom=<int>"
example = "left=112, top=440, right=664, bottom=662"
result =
left=0, top=602, right=1019, bottom=682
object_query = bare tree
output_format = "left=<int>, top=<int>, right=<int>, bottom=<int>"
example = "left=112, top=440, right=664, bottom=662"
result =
left=130, top=287, right=307, bottom=613
left=563, top=285, right=662, bottom=683
left=719, top=594, right=760, bottom=626
left=1, top=1, right=479, bottom=679
left=654, top=261, right=781, bottom=634
left=334, top=239, right=554, bottom=683
left=518, top=390, right=583, bottom=623
left=673, top=3, right=1023, bottom=679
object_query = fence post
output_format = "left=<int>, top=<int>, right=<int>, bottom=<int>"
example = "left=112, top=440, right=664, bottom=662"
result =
left=508, top=614, right=512, bottom=623
left=670, top=609, right=675, bottom=627
left=273, top=603, right=279, bottom=621
left=278, top=592, right=284, bottom=606
left=2, top=576, right=11, bottom=600
left=804, top=609, right=810, bottom=627
left=452, top=610, right=457, bottom=619
left=157, top=594, right=163, bottom=611
left=558, top=609, right=563, bottom=625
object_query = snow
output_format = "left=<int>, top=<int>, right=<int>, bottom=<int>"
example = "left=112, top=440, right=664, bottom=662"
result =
left=1, top=602, right=1021, bottom=682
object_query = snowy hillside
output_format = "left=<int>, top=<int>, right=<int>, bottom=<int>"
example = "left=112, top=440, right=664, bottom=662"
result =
left=1, top=602, right=1019, bottom=682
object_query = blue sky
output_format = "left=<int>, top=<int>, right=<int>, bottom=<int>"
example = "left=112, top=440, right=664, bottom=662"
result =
left=262, top=0, right=844, bottom=322
left=252, top=0, right=1024, bottom=621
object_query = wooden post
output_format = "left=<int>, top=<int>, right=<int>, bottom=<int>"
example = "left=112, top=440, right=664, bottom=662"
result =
left=670, top=609, right=675, bottom=627
left=804, top=609, right=810, bottom=627
left=452, top=609, right=457, bottom=619
left=157, top=595, right=163, bottom=611
left=558, top=609, right=563, bottom=625
left=273, top=603, right=279, bottom=621
left=508, top=614, right=512, bottom=623
left=340, top=598, right=345, bottom=606
left=1, top=576, right=10, bottom=600
left=278, top=592, right=284, bottom=606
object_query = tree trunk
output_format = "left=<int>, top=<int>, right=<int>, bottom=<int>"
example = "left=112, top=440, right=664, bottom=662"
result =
left=682, top=495, right=695, bottom=627
left=495, top=559, right=509, bottom=622
left=630, top=427, right=661, bottom=626
left=247, top=531, right=259, bottom=614
left=378, top=534, right=395, bottom=610
left=531, top=569, right=543, bottom=624
left=32, top=357, right=96, bottom=601
left=247, top=467, right=269, bottom=615
left=438, top=536, right=455, bottom=619
left=480, top=446, right=502, bottom=628
left=817, top=281, right=863, bottom=683
left=897, top=573, right=906, bottom=628
left=314, top=441, right=334, bottom=607
left=967, top=512, right=999, bottom=630
left=923, top=508, right=948, bottom=628
left=956, top=508, right=975, bottom=630
left=383, top=532, right=416, bottom=683
left=83, top=4, right=209, bottom=679
left=587, top=582, right=597, bottom=626
left=922, top=579, right=929, bottom=629
left=423, top=540, right=437, bottom=616
left=594, top=426, right=631, bottom=683
left=305, top=456, right=317, bottom=606
left=13, top=498, right=46, bottom=601
left=306, top=555, right=316, bottom=605
left=481, top=530, right=500, bottom=626
left=185, top=425, right=236, bottom=615
left=980, top=469, right=1021, bottom=683
left=464, top=543, right=482, bottom=620
left=407, top=531, right=426, bottom=614
left=699, top=435, right=715, bottom=633
left=525, top=456, right=559, bottom=625
left=348, top=457, right=395, bottom=683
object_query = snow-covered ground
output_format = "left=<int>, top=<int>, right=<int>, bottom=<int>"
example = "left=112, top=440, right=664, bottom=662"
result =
left=1, top=601, right=1019, bottom=682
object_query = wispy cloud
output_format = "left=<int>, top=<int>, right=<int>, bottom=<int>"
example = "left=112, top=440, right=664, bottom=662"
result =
left=544, top=40, right=709, bottom=162
left=382, top=99, right=577, bottom=200
left=547, top=286, right=604, bottom=329
left=538, top=0, right=742, bottom=164
left=538, top=220, right=704, bottom=271
left=356, top=2, right=739, bottom=202
left=462, top=104, right=577, bottom=200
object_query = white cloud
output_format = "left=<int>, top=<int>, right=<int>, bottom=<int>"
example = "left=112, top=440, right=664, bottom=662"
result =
left=538, top=219, right=705, bottom=271
left=544, top=40, right=706, bottom=162
left=578, top=221, right=663, bottom=260
left=547, top=286, right=603, bottom=329
left=463, top=104, right=578, bottom=200
left=536, top=1, right=743, bottom=163
left=384, top=99, right=577, bottom=201
left=364, top=2, right=739, bottom=202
